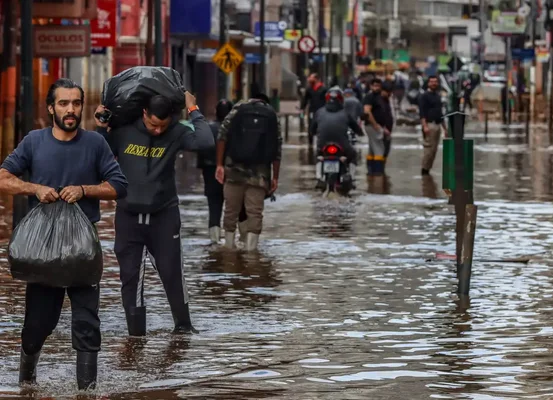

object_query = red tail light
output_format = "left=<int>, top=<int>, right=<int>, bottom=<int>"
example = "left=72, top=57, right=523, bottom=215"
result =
left=326, top=145, right=338, bottom=155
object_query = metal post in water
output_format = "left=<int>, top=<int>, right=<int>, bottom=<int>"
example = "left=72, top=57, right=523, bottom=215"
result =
left=484, top=112, right=488, bottom=142
left=285, top=115, right=290, bottom=142
left=13, top=0, right=33, bottom=228
left=458, top=204, right=477, bottom=295
left=526, top=97, right=530, bottom=144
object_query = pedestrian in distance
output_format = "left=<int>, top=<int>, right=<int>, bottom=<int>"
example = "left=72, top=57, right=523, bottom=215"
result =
left=197, top=99, right=248, bottom=244
left=0, top=78, right=128, bottom=390
left=94, top=91, right=214, bottom=337
left=418, top=75, right=447, bottom=175
left=364, top=79, right=394, bottom=175
left=215, top=93, right=282, bottom=251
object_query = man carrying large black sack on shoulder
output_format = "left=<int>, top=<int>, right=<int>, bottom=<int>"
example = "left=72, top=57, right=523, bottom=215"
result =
left=0, top=78, right=128, bottom=390
left=215, top=93, right=282, bottom=251
left=95, top=90, right=213, bottom=337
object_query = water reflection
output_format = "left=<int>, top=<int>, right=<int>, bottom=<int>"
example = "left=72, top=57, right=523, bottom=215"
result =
left=367, top=175, right=391, bottom=195
left=421, top=175, right=439, bottom=199
left=197, top=249, right=281, bottom=306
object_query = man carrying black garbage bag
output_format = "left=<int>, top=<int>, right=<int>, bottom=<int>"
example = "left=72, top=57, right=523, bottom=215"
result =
left=95, top=91, right=213, bottom=337
left=0, top=78, right=128, bottom=390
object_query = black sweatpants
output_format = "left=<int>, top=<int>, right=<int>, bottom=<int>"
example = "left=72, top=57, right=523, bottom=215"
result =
left=203, top=166, right=247, bottom=228
left=114, top=206, right=190, bottom=326
left=21, top=283, right=100, bottom=356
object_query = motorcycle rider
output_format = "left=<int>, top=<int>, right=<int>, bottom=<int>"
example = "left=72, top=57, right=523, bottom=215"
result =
left=310, top=87, right=363, bottom=189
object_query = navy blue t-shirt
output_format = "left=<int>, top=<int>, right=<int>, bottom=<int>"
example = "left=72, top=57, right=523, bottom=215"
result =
left=1, top=127, right=128, bottom=223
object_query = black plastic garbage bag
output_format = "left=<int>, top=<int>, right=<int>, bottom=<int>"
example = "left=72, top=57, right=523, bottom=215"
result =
left=101, top=66, right=186, bottom=129
left=8, top=201, right=103, bottom=288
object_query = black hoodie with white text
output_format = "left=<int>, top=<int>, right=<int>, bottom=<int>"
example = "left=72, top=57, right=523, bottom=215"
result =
left=98, top=110, right=214, bottom=214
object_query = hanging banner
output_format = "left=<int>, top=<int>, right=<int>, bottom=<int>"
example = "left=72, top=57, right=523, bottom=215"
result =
left=90, top=0, right=117, bottom=47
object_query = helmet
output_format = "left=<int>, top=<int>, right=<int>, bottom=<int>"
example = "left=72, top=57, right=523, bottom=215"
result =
left=325, top=87, right=344, bottom=104
left=215, top=99, right=233, bottom=121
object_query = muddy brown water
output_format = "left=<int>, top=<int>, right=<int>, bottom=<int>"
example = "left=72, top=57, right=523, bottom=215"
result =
left=1, top=123, right=553, bottom=399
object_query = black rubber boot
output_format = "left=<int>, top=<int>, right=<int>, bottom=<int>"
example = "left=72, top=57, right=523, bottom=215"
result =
left=19, top=349, right=40, bottom=385
left=76, top=351, right=97, bottom=391
left=172, top=303, right=198, bottom=334
left=125, top=306, right=146, bottom=336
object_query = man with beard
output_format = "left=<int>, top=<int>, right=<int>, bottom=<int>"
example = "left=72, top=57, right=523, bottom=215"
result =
left=95, top=91, right=213, bottom=337
left=418, top=75, right=447, bottom=175
left=0, top=78, right=128, bottom=390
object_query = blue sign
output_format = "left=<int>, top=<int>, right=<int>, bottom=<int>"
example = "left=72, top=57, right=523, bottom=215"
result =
left=245, top=53, right=262, bottom=64
left=254, top=21, right=286, bottom=42
left=170, top=0, right=211, bottom=35
left=511, top=48, right=535, bottom=61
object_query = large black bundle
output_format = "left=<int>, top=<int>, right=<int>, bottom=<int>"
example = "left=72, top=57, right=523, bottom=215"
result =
left=101, top=66, right=186, bottom=129
left=9, top=201, right=103, bottom=288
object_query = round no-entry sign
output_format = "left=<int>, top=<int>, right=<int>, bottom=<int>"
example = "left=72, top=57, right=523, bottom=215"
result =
left=298, top=35, right=316, bottom=53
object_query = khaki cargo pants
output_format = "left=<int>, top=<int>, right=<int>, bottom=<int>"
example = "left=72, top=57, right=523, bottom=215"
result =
left=422, top=122, right=442, bottom=171
left=223, top=182, right=266, bottom=235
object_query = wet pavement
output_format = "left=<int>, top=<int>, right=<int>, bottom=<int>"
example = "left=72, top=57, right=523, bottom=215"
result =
left=2, top=122, right=553, bottom=399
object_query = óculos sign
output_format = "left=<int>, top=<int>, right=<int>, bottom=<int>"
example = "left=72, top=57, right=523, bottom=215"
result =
left=34, top=25, right=91, bottom=58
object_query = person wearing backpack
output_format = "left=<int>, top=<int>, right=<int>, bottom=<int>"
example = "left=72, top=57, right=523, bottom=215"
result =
left=197, top=99, right=248, bottom=244
left=215, top=93, right=282, bottom=251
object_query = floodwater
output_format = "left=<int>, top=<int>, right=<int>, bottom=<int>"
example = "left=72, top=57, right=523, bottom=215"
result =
left=1, top=121, right=553, bottom=399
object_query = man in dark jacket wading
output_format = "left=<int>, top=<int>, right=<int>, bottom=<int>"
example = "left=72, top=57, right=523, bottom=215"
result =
left=95, top=92, right=213, bottom=336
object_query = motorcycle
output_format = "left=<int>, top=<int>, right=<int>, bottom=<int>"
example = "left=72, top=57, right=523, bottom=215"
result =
left=317, top=142, right=353, bottom=196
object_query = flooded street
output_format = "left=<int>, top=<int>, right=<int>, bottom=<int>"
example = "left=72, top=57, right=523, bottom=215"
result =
left=2, top=122, right=553, bottom=399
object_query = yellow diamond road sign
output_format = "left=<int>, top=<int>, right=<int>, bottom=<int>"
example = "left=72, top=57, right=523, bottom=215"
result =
left=212, top=43, right=244, bottom=74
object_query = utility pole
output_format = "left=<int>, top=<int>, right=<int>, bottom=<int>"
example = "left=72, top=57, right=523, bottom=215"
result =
left=300, top=0, right=309, bottom=81
left=339, top=8, right=344, bottom=86
left=350, top=0, right=358, bottom=81
left=154, top=0, right=163, bottom=65
left=146, top=0, right=153, bottom=65
left=318, top=0, right=324, bottom=77
left=259, top=0, right=266, bottom=94
left=530, top=0, right=537, bottom=124
left=14, top=0, right=33, bottom=227
left=218, top=0, right=227, bottom=99
left=328, top=1, right=334, bottom=81
left=479, top=0, right=486, bottom=76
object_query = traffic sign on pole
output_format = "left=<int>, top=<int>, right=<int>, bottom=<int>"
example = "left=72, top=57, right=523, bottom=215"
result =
left=298, top=35, right=316, bottom=53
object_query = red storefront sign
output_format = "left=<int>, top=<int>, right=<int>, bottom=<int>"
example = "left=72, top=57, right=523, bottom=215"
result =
left=90, top=0, right=117, bottom=47
left=34, top=25, right=91, bottom=58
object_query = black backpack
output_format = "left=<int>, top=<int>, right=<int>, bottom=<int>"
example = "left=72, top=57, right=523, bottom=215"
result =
left=228, top=101, right=279, bottom=165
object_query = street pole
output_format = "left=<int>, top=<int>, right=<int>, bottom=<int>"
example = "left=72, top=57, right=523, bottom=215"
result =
left=350, top=0, right=357, bottom=81
left=259, top=0, right=266, bottom=94
left=218, top=0, right=227, bottom=99
left=479, top=0, right=486, bottom=76
left=530, top=0, right=536, bottom=125
left=300, top=0, right=309, bottom=81
left=318, top=0, right=324, bottom=77
left=14, top=0, right=33, bottom=228
left=154, top=0, right=163, bottom=65
left=339, top=10, right=344, bottom=86
left=549, top=32, right=553, bottom=142
left=146, top=0, right=153, bottom=65
left=328, top=1, right=334, bottom=82
left=506, top=36, right=512, bottom=125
